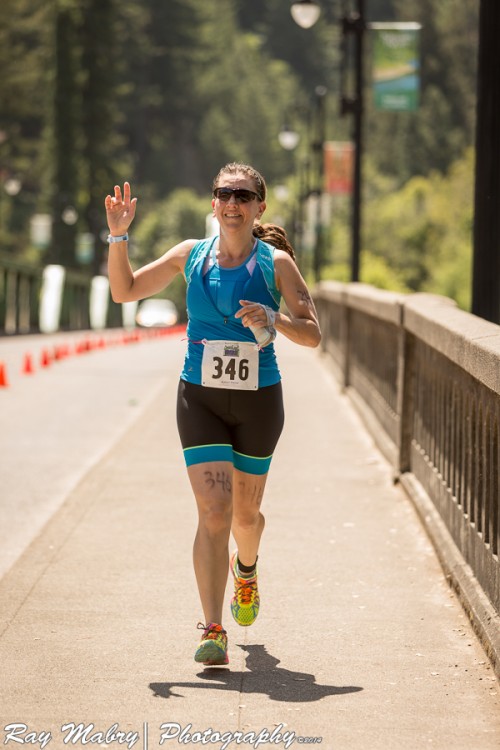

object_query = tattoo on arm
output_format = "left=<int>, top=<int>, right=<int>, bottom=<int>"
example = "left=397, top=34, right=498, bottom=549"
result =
left=297, top=289, right=313, bottom=306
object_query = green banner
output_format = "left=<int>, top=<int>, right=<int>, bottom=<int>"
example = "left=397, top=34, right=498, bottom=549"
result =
left=371, top=23, right=421, bottom=112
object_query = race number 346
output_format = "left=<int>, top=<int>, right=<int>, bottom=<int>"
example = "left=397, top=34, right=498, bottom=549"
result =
left=201, top=340, right=258, bottom=390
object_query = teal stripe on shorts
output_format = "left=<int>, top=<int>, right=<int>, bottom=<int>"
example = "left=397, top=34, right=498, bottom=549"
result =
left=183, top=444, right=233, bottom=466
left=183, top=444, right=273, bottom=475
left=233, top=450, right=272, bottom=475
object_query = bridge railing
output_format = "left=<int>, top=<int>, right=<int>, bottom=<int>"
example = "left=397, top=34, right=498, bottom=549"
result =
left=0, top=253, right=122, bottom=334
left=314, top=282, right=500, bottom=633
left=0, top=252, right=42, bottom=334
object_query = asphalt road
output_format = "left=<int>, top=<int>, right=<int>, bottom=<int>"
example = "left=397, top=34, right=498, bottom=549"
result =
left=0, top=328, right=186, bottom=578
left=0, top=330, right=498, bottom=749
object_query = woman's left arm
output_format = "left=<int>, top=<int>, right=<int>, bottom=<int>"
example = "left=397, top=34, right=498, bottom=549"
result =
left=273, top=250, right=321, bottom=347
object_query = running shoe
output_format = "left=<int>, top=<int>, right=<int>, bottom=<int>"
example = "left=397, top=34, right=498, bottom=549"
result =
left=230, top=550, right=260, bottom=626
left=194, top=622, right=229, bottom=665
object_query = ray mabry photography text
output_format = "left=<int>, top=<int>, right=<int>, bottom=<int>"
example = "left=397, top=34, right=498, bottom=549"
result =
left=2, top=722, right=323, bottom=749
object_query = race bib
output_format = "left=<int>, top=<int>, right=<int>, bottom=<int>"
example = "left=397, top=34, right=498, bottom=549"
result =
left=201, top=340, right=259, bottom=390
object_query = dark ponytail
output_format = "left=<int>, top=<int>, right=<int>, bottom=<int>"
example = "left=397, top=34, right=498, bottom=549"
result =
left=253, top=222, right=296, bottom=263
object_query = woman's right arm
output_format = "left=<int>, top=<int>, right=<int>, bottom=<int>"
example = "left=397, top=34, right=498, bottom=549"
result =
left=105, top=182, right=195, bottom=303
left=108, top=238, right=195, bottom=303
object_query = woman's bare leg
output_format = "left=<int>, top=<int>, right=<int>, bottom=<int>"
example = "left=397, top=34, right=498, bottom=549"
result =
left=187, top=461, right=233, bottom=625
left=231, top=469, right=268, bottom=567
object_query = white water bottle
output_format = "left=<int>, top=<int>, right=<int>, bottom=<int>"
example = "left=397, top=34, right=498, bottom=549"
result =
left=250, top=305, right=276, bottom=348
left=250, top=324, right=275, bottom=347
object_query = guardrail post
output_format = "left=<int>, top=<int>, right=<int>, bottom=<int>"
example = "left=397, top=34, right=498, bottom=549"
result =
left=18, top=275, right=32, bottom=333
left=4, top=270, right=18, bottom=334
left=396, top=301, right=415, bottom=475
left=340, top=288, right=351, bottom=389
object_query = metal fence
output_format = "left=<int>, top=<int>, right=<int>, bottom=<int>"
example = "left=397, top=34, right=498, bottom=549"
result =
left=314, top=282, right=500, bottom=636
left=0, top=253, right=41, bottom=334
left=0, top=253, right=122, bottom=334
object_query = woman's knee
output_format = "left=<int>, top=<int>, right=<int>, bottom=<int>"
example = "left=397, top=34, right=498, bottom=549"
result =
left=188, top=462, right=233, bottom=531
left=232, top=510, right=265, bottom=535
left=233, top=482, right=266, bottom=529
left=197, top=495, right=232, bottom=534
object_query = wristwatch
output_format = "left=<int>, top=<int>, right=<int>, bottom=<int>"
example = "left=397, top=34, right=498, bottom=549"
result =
left=107, top=233, right=128, bottom=243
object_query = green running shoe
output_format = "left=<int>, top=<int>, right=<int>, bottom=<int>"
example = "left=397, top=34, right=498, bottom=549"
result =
left=230, top=550, right=260, bottom=626
left=194, top=622, right=229, bottom=665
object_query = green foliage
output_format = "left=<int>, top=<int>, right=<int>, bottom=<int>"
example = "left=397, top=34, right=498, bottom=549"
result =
left=133, top=188, right=210, bottom=263
left=197, top=36, right=300, bottom=183
left=0, top=0, right=480, bottom=313
left=361, top=252, right=410, bottom=293
left=361, top=149, right=474, bottom=307
left=237, top=0, right=339, bottom=95
left=321, top=245, right=410, bottom=293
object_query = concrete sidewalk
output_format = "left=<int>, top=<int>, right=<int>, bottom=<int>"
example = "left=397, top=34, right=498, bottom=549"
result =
left=0, top=337, right=498, bottom=750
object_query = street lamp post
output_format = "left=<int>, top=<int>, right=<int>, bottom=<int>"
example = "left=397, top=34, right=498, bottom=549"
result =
left=340, top=1, right=365, bottom=283
left=279, top=91, right=326, bottom=280
left=1, top=175, right=22, bottom=249
left=291, top=0, right=366, bottom=283
left=472, top=0, right=500, bottom=324
left=278, top=117, right=302, bottom=263
left=311, top=86, right=327, bottom=281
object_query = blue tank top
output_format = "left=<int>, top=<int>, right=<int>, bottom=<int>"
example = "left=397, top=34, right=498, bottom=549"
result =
left=180, top=236, right=282, bottom=387
left=204, top=242, right=258, bottom=318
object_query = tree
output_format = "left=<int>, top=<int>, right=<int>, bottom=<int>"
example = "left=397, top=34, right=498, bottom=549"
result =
left=80, top=0, right=123, bottom=273
left=362, top=150, right=474, bottom=307
left=50, top=0, right=80, bottom=266
left=0, top=0, right=51, bottom=255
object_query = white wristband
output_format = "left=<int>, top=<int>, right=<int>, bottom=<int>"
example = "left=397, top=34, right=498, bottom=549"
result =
left=107, top=233, right=128, bottom=244
left=249, top=304, right=277, bottom=348
left=261, top=304, right=276, bottom=326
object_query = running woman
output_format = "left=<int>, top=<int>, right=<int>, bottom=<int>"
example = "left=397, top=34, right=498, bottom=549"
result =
left=105, top=163, right=321, bottom=666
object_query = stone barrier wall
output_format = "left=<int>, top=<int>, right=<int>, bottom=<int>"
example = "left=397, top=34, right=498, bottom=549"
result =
left=314, top=281, right=500, bottom=667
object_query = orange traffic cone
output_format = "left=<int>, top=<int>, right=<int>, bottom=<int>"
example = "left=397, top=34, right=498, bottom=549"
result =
left=22, top=353, right=35, bottom=375
left=40, top=349, right=51, bottom=367
left=0, top=362, right=9, bottom=387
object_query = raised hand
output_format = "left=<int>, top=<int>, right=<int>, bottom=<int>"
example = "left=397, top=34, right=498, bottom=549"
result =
left=104, top=182, right=137, bottom=236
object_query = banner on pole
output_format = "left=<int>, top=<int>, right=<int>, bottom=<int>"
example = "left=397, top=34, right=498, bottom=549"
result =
left=323, top=141, right=354, bottom=195
left=371, top=22, right=421, bottom=112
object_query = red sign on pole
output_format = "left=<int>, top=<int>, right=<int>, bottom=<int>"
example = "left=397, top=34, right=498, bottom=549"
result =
left=324, top=141, right=354, bottom=195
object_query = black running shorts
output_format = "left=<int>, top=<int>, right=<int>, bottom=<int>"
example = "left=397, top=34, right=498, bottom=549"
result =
left=176, top=379, right=284, bottom=475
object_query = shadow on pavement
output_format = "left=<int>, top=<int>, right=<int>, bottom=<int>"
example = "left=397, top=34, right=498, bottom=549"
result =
left=149, top=643, right=363, bottom=702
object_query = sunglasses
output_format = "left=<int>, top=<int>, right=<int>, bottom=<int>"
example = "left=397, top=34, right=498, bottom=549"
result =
left=213, top=187, right=261, bottom=203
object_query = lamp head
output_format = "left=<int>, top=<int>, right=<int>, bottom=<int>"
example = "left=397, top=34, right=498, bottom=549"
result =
left=290, top=0, right=321, bottom=29
left=278, top=127, right=300, bottom=151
